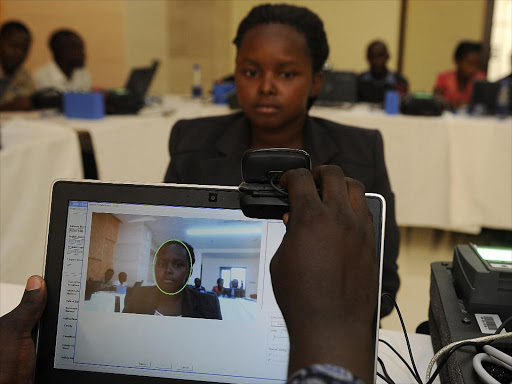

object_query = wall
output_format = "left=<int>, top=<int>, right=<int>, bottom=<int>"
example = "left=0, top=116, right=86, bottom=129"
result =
left=231, top=0, right=401, bottom=73
left=2, top=0, right=128, bottom=88
left=112, top=221, right=154, bottom=286
left=403, top=0, right=486, bottom=92
left=87, top=213, right=120, bottom=280
left=201, top=254, right=260, bottom=298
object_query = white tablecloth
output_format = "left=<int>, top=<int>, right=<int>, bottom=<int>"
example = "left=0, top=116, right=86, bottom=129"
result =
left=310, top=106, right=512, bottom=233
left=0, top=119, right=83, bottom=284
left=0, top=281, right=438, bottom=383
left=2, top=98, right=511, bottom=233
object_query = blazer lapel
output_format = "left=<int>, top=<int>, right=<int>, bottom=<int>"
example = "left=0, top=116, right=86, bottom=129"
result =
left=196, top=114, right=250, bottom=186
left=303, top=116, right=340, bottom=168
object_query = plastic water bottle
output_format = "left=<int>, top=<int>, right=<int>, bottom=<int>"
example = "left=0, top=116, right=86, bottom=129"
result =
left=496, top=78, right=510, bottom=119
left=192, top=63, right=202, bottom=98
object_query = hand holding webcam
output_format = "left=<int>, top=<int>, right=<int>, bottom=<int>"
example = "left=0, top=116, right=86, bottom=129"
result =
left=238, top=148, right=311, bottom=219
left=269, top=165, right=378, bottom=383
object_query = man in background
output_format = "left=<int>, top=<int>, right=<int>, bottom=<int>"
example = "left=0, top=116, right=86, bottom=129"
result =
left=34, top=29, right=91, bottom=92
left=358, top=40, right=408, bottom=103
left=0, top=20, right=35, bottom=111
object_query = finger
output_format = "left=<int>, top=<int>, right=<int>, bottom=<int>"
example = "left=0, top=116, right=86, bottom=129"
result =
left=312, top=165, right=350, bottom=212
left=7, top=276, right=47, bottom=333
left=282, top=212, right=290, bottom=226
left=280, top=168, right=321, bottom=218
left=346, top=178, right=368, bottom=218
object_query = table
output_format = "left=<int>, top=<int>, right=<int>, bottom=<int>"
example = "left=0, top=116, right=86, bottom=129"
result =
left=2, top=98, right=510, bottom=233
left=0, top=119, right=83, bottom=284
left=0, top=282, right=439, bottom=383
left=310, top=105, right=512, bottom=234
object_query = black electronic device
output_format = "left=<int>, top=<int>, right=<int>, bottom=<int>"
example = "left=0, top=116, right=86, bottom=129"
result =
left=400, top=94, right=444, bottom=116
left=105, top=60, right=159, bottom=115
left=429, top=261, right=512, bottom=384
left=470, top=80, right=512, bottom=115
left=315, top=70, right=358, bottom=106
left=31, top=87, right=63, bottom=110
left=35, top=180, right=386, bottom=383
left=238, top=148, right=311, bottom=219
left=452, top=244, right=512, bottom=319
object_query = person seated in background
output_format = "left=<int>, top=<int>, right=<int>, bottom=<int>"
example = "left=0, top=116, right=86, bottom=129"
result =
left=357, top=40, right=408, bottom=103
left=34, top=29, right=91, bottom=92
left=0, top=165, right=378, bottom=384
left=112, top=272, right=127, bottom=287
left=0, top=20, right=35, bottom=111
left=434, top=40, right=486, bottom=110
left=123, top=240, right=222, bottom=319
left=193, top=277, right=206, bottom=292
left=98, top=268, right=114, bottom=290
left=212, top=278, right=225, bottom=296
left=164, top=3, right=400, bottom=317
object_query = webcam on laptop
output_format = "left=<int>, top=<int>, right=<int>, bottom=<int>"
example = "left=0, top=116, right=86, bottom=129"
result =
left=238, top=148, right=311, bottom=219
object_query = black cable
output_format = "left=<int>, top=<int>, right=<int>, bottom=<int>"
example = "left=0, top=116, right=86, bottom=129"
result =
left=495, top=314, right=512, bottom=335
left=269, top=173, right=288, bottom=197
left=377, top=372, right=395, bottom=384
left=381, top=293, right=423, bottom=384
left=377, top=357, right=396, bottom=384
left=379, top=339, right=421, bottom=383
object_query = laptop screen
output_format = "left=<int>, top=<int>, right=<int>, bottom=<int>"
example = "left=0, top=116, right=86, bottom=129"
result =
left=50, top=190, right=383, bottom=383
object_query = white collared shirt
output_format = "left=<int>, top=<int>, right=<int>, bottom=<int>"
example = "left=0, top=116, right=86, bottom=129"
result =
left=34, top=61, right=91, bottom=92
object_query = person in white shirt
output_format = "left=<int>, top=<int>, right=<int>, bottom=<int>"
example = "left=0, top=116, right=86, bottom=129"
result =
left=112, top=272, right=128, bottom=287
left=34, top=29, right=91, bottom=92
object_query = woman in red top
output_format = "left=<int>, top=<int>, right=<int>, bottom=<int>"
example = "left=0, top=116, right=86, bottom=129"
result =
left=212, top=278, right=225, bottom=296
left=434, top=41, right=486, bottom=110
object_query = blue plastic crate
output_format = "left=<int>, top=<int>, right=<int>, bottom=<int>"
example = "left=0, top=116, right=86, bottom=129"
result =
left=64, top=92, right=105, bottom=119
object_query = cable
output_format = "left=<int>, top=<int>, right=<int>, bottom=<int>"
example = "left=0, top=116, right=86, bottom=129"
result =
left=269, top=173, right=288, bottom=197
left=473, top=353, right=501, bottom=384
left=381, top=293, right=423, bottom=384
left=377, top=372, right=395, bottom=384
left=425, top=332, right=512, bottom=382
left=495, top=314, right=512, bottom=335
left=377, top=357, right=396, bottom=384
left=378, top=339, right=420, bottom=382
left=483, top=345, right=512, bottom=367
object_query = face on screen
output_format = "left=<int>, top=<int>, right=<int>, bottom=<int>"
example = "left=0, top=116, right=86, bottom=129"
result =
left=155, top=243, right=191, bottom=293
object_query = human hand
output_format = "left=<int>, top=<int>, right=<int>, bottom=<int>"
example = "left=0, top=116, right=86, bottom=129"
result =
left=0, top=276, right=47, bottom=384
left=270, top=166, right=378, bottom=382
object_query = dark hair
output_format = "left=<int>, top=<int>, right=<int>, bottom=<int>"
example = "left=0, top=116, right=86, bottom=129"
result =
left=159, top=240, right=196, bottom=266
left=106, top=268, right=114, bottom=274
left=233, top=3, right=329, bottom=73
left=0, top=20, right=31, bottom=40
left=454, top=41, right=482, bottom=61
left=49, top=29, right=82, bottom=54
left=118, top=272, right=127, bottom=279
left=367, top=40, right=388, bottom=56
left=217, top=278, right=224, bottom=285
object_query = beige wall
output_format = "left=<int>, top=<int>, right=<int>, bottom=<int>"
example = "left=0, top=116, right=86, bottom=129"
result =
left=2, top=0, right=127, bottom=88
left=231, top=0, right=401, bottom=73
left=2, top=0, right=486, bottom=94
left=403, top=0, right=486, bottom=92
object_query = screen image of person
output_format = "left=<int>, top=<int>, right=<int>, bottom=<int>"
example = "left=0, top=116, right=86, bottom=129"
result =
left=123, top=240, right=222, bottom=319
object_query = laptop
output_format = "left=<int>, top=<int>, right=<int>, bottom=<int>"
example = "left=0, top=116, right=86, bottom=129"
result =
left=105, top=60, right=159, bottom=114
left=315, top=70, right=358, bottom=106
left=470, top=80, right=512, bottom=115
left=36, top=180, right=385, bottom=383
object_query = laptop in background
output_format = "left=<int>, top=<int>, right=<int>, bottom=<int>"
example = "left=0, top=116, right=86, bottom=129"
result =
left=315, top=70, right=358, bottom=106
left=106, top=60, right=160, bottom=114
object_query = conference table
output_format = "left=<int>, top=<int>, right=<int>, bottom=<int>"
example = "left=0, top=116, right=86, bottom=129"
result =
left=44, top=95, right=512, bottom=234
left=0, top=119, right=83, bottom=284
left=0, top=282, right=440, bottom=384
left=1, top=97, right=510, bottom=285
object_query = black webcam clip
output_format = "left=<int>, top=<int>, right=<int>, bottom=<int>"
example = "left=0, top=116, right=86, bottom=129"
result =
left=238, top=148, right=311, bottom=219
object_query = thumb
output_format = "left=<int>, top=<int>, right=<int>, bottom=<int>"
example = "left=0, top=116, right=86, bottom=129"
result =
left=7, top=276, right=47, bottom=334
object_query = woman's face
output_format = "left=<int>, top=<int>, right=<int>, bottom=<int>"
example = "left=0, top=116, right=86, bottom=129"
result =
left=457, top=52, right=481, bottom=79
left=235, top=23, right=323, bottom=134
left=155, top=244, right=190, bottom=293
